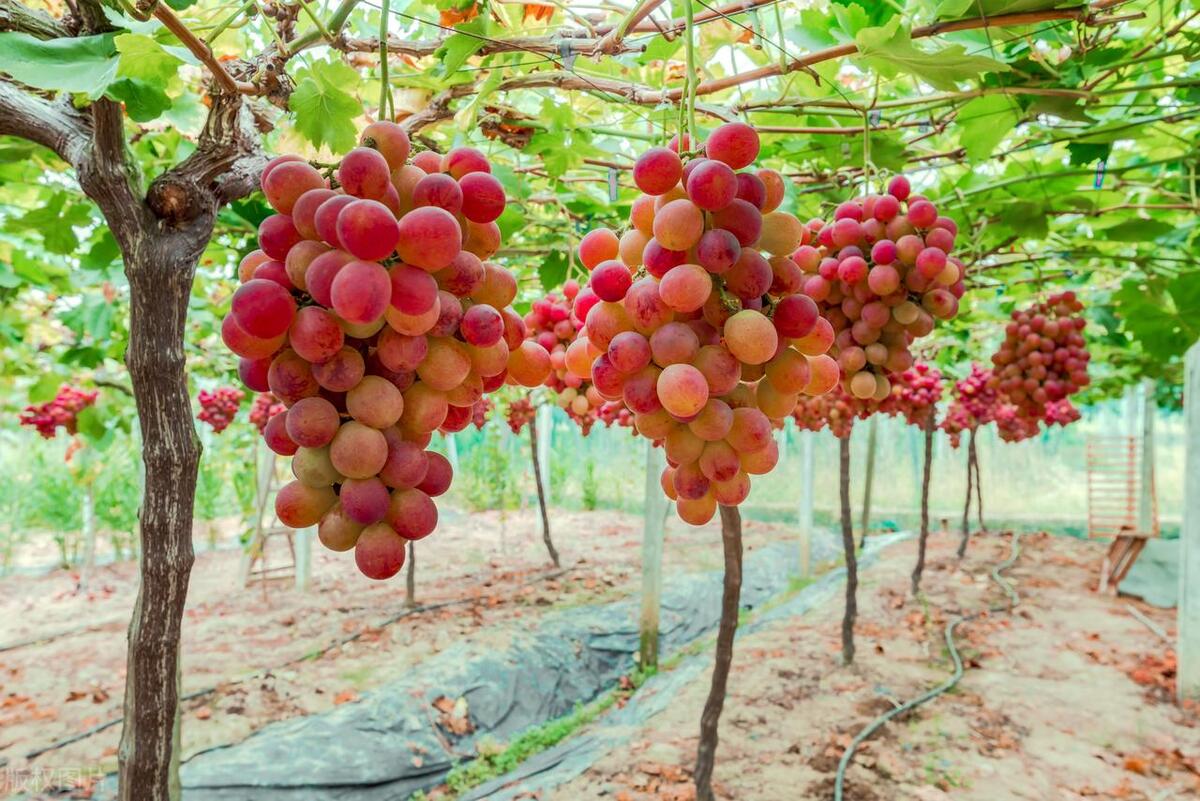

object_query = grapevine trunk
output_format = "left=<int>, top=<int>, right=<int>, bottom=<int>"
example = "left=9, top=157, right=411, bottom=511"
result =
left=840, top=434, right=857, bottom=665
left=528, top=413, right=560, bottom=567
left=911, top=421, right=934, bottom=596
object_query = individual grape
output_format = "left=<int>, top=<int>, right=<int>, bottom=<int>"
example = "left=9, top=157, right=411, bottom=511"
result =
left=258, top=214, right=303, bottom=260
left=711, top=199, right=762, bottom=247
left=292, top=446, right=342, bottom=488
left=318, top=504, right=364, bottom=552
left=764, top=348, right=811, bottom=394
left=695, top=229, right=740, bottom=275
left=723, top=310, right=778, bottom=365
left=264, top=160, right=325, bottom=215
left=658, top=264, right=712, bottom=313
left=263, top=410, right=299, bottom=455
left=412, top=172, right=464, bottom=214
left=471, top=262, right=518, bottom=308
left=342, top=375, right=404, bottom=429
left=418, top=451, right=453, bottom=496
left=590, top=260, right=633, bottom=302
left=288, top=307, right=344, bottom=364
left=238, top=250, right=271, bottom=283
left=386, top=302, right=441, bottom=337
left=276, top=480, right=337, bottom=528
left=676, top=494, right=717, bottom=526
left=239, top=357, right=272, bottom=392
left=590, top=353, right=626, bottom=399
left=726, top=406, right=772, bottom=452
left=663, top=425, right=704, bottom=465
left=396, top=207, right=462, bottom=271
left=848, top=370, right=877, bottom=399
left=579, top=228, right=620, bottom=269
left=335, top=199, right=400, bottom=262
left=705, top=122, right=760, bottom=169
left=231, top=279, right=295, bottom=339
left=337, top=147, right=392, bottom=199
left=442, top=146, right=490, bottom=179
left=712, top=471, right=751, bottom=505
left=633, top=147, right=683, bottom=195
left=757, top=168, right=785, bottom=212
left=608, top=331, right=652, bottom=374
left=585, top=300, right=634, bottom=350
left=740, top=438, right=779, bottom=475
left=386, top=488, right=439, bottom=540
left=756, top=380, right=797, bottom=419
left=251, top=259, right=293, bottom=291
left=792, top=316, right=835, bottom=357
left=435, top=250, right=486, bottom=297
left=417, top=337, right=472, bottom=391
left=330, top=421, right=389, bottom=479
left=756, top=211, right=805, bottom=255
left=282, top=240, right=328, bottom=291
left=686, top=159, right=737, bottom=211
left=268, top=349, right=320, bottom=405
left=463, top=219, right=501, bottom=259
left=291, top=188, right=338, bottom=241
left=406, top=151, right=438, bottom=174
left=459, top=172, right=506, bottom=223
left=331, top=260, right=391, bottom=324
left=699, top=440, right=740, bottom=483
left=618, top=229, right=649, bottom=268
left=724, top=249, right=773, bottom=300
left=387, top=264, right=438, bottom=316
left=460, top=304, right=504, bottom=346
left=379, top=430, right=429, bottom=489
left=623, top=277, right=674, bottom=334
left=222, top=314, right=285, bottom=360
left=466, top=339, right=509, bottom=378
left=652, top=199, right=705, bottom=251
left=507, top=340, right=553, bottom=387
left=360, top=120, right=411, bottom=170
left=735, top=172, right=767, bottom=210
left=649, top=321, right=700, bottom=367
left=354, top=523, right=407, bottom=580
left=312, top=347, right=366, bottom=392
left=340, top=477, right=391, bottom=525
left=260, top=154, right=306, bottom=189
left=694, top=345, right=741, bottom=395
left=689, top=398, right=734, bottom=441
left=285, top=396, right=341, bottom=448
left=657, top=363, right=709, bottom=418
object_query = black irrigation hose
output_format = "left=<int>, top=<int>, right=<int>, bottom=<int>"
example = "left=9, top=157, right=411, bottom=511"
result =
left=834, top=532, right=1023, bottom=801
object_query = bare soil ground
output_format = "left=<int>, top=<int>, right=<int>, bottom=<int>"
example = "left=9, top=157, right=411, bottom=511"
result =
left=546, top=530, right=1200, bottom=801
left=0, top=506, right=796, bottom=797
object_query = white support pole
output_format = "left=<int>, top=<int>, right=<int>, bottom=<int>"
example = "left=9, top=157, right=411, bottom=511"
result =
left=639, top=440, right=668, bottom=670
left=536, top=403, right=553, bottom=505
left=1139, top=379, right=1156, bottom=536
left=797, top=430, right=815, bottom=578
left=294, top=526, right=313, bottom=592
left=1179, top=344, right=1200, bottom=702
left=444, top=431, right=460, bottom=475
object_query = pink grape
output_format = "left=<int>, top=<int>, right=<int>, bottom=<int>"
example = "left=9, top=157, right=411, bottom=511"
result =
left=337, top=147, right=392, bottom=199
left=354, top=523, right=406, bottom=580
left=633, top=147, right=683, bottom=195
left=441, top=147, right=490, bottom=179
left=705, top=122, right=760, bottom=169
left=312, top=347, right=366, bottom=392
left=285, top=396, right=340, bottom=448
left=336, top=199, right=400, bottom=261
left=643, top=239, right=687, bottom=278
left=258, top=214, right=302, bottom=260
left=264, top=161, right=325, bottom=215
left=657, top=363, right=709, bottom=417
left=658, top=264, right=711, bottom=313
left=360, top=120, right=411, bottom=170
left=686, top=159, right=737, bottom=211
left=412, top=172, right=463, bottom=214
left=418, top=451, right=453, bottom=496
left=331, top=260, right=391, bottom=324
left=459, top=172, right=506, bottom=223
left=460, top=303, right=504, bottom=347
left=232, top=279, right=295, bottom=339
left=289, top=306, right=344, bottom=363
left=396, top=207, right=462, bottom=271
left=773, top=294, right=819, bottom=338
left=389, top=264, right=439, bottom=315
left=590, top=260, right=633, bottom=302
left=275, top=481, right=336, bottom=528
left=711, top=199, right=762, bottom=246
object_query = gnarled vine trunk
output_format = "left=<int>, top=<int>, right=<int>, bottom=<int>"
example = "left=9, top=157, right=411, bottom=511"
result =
left=528, top=414, right=560, bottom=567
left=840, top=434, right=857, bottom=665
left=911, top=421, right=934, bottom=596
left=972, top=435, right=985, bottom=533
left=694, top=504, right=743, bottom=801
left=957, top=428, right=976, bottom=559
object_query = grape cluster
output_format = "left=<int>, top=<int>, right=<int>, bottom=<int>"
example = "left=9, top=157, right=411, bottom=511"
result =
left=993, top=403, right=1040, bottom=443
left=989, top=291, right=1089, bottom=418
left=19, top=385, right=99, bottom=439
left=470, top=397, right=492, bottom=429
left=223, top=122, right=544, bottom=580
left=798, top=175, right=965, bottom=400
left=883, top=362, right=944, bottom=428
left=196, top=387, right=245, bottom=433
left=598, top=400, right=634, bottom=429
left=791, top=388, right=857, bottom=439
left=249, top=392, right=286, bottom=433
left=940, top=364, right=999, bottom=448
left=562, top=123, right=840, bottom=525
left=525, top=281, right=607, bottom=431
left=504, top=396, right=536, bottom=434
left=1043, top=398, right=1080, bottom=428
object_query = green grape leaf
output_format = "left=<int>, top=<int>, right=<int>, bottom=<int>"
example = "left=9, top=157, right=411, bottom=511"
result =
left=958, top=95, right=1020, bottom=161
left=114, top=33, right=183, bottom=84
left=537, top=248, right=568, bottom=293
left=28, top=374, right=61, bottom=403
left=854, top=18, right=1010, bottom=91
left=106, top=78, right=173, bottom=122
left=1098, top=219, right=1175, bottom=242
left=1066, top=141, right=1111, bottom=166
left=289, top=59, right=361, bottom=154
left=436, top=17, right=489, bottom=75
left=75, top=405, right=108, bottom=442
left=0, top=31, right=118, bottom=96
left=1113, top=273, right=1200, bottom=360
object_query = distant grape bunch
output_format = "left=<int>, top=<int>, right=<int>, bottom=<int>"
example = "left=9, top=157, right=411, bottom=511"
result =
left=989, top=290, right=1089, bottom=419
left=196, top=387, right=245, bottom=433
left=883, top=362, right=944, bottom=428
left=222, top=121, right=548, bottom=580
left=470, top=397, right=492, bottom=429
left=249, top=392, right=286, bottom=433
left=941, top=363, right=1000, bottom=447
left=524, top=282, right=607, bottom=433
left=798, top=175, right=965, bottom=401
left=504, top=396, right=536, bottom=434
left=792, top=389, right=857, bottom=439
left=565, top=122, right=841, bottom=525
left=19, top=385, right=98, bottom=439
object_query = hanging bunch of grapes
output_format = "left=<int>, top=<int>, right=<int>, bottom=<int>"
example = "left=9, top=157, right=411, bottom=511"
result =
left=796, top=175, right=965, bottom=400
left=791, top=388, right=857, bottom=439
left=504, top=396, right=536, bottom=434
left=19, top=385, right=99, bottom=439
left=1043, top=398, right=1081, bottom=427
left=941, top=363, right=999, bottom=448
left=249, top=392, right=286, bottom=434
left=988, top=290, right=1089, bottom=419
left=597, top=400, right=634, bottom=430
left=883, top=362, right=944, bottom=428
left=562, top=122, right=841, bottom=525
left=993, top=403, right=1041, bottom=443
left=196, top=387, right=245, bottom=433
left=470, top=397, right=492, bottom=429
left=525, top=281, right=607, bottom=433
left=222, top=122, right=546, bottom=580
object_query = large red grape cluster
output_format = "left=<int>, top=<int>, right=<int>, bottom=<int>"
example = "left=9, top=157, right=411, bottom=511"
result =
left=563, top=123, right=840, bottom=525
left=883, top=362, right=943, bottom=428
left=249, top=392, right=286, bottom=433
left=988, top=290, right=1089, bottom=419
left=797, top=175, right=965, bottom=400
left=196, top=387, right=245, bottom=433
left=222, top=122, right=547, bottom=580
left=20, top=385, right=99, bottom=439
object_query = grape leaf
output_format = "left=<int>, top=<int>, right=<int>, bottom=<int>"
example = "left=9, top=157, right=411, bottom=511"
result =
left=289, top=59, right=361, bottom=154
left=854, top=18, right=1010, bottom=91
left=1066, top=141, right=1111, bottom=166
left=1097, top=219, right=1174, bottom=242
left=28, top=374, right=62, bottom=403
left=1113, top=273, right=1200, bottom=360
left=957, top=95, right=1020, bottom=161
left=115, top=33, right=183, bottom=84
left=107, top=78, right=172, bottom=122
left=0, top=32, right=118, bottom=96
left=935, top=0, right=1073, bottom=17
left=537, top=249, right=568, bottom=293
left=436, top=17, right=489, bottom=75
